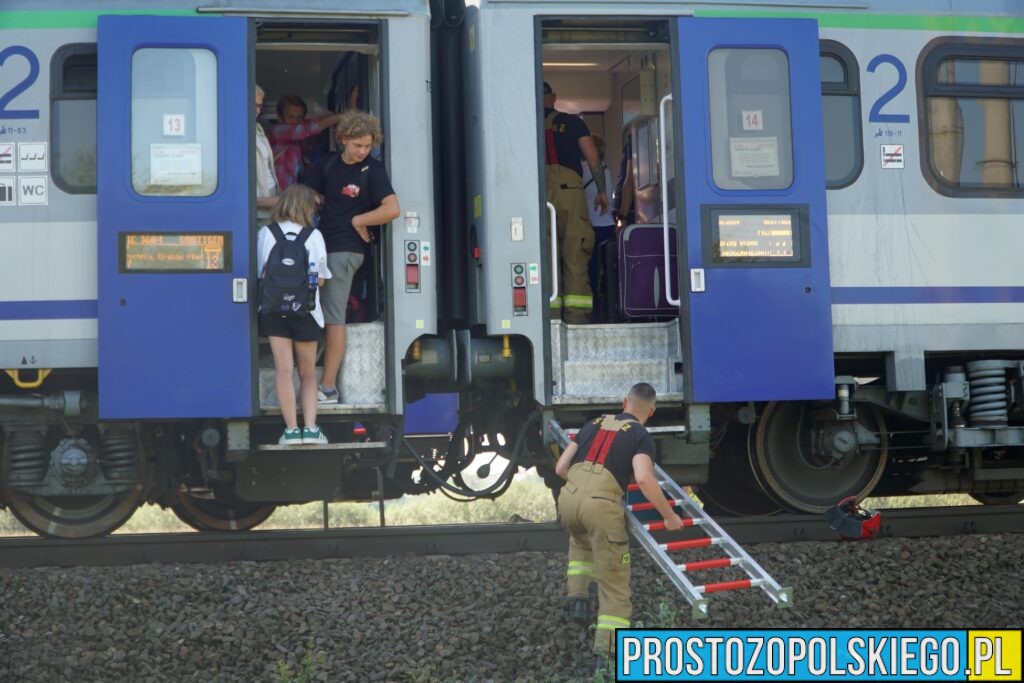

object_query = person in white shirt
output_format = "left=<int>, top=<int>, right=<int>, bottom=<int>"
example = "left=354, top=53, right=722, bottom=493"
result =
left=256, top=184, right=332, bottom=445
left=254, top=84, right=279, bottom=220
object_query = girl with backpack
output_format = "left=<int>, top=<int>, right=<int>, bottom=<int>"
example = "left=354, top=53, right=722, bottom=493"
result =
left=256, top=184, right=332, bottom=445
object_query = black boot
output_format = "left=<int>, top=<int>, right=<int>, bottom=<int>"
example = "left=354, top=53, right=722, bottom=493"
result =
left=566, top=597, right=591, bottom=624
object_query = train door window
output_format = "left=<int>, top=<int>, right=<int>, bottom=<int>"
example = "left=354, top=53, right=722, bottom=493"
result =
left=51, top=44, right=97, bottom=194
left=130, top=48, right=219, bottom=197
left=819, top=41, right=862, bottom=189
left=708, top=48, right=794, bottom=191
left=920, top=39, right=1024, bottom=196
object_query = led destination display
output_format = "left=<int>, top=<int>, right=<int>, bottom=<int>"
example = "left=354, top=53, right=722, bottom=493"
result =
left=717, top=214, right=795, bottom=259
left=120, top=232, right=230, bottom=272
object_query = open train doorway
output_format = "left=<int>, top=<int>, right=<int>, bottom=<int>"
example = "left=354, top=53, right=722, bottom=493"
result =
left=540, top=19, right=676, bottom=327
left=252, top=22, right=390, bottom=423
left=538, top=18, right=687, bottom=411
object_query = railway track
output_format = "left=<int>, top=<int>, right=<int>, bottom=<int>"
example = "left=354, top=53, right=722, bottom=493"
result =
left=0, top=505, right=1020, bottom=569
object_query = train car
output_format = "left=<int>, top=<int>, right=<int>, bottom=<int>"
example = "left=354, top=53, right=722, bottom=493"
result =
left=462, top=0, right=1024, bottom=513
left=0, top=0, right=465, bottom=538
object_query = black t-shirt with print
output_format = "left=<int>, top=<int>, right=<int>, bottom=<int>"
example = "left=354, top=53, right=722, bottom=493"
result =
left=570, top=412, right=657, bottom=492
left=544, top=107, right=591, bottom=176
left=303, top=153, right=395, bottom=254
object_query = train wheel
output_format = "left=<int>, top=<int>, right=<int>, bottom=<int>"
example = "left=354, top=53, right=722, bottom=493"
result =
left=1, top=442, right=145, bottom=539
left=170, top=489, right=275, bottom=532
left=4, top=490, right=144, bottom=539
left=694, top=417, right=781, bottom=516
left=970, top=491, right=1024, bottom=506
left=751, top=401, right=888, bottom=514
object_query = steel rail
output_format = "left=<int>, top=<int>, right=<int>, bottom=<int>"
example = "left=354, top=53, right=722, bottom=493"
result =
left=0, top=506, right=1020, bottom=569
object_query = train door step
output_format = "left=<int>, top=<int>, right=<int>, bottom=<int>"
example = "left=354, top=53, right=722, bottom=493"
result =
left=624, top=466, right=792, bottom=619
left=550, top=320, right=684, bottom=404
left=547, top=419, right=791, bottom=620
left=256, top=440, right=388, bottom=452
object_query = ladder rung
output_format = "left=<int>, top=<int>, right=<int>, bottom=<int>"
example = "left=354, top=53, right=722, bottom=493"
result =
left=626, top=482, right=665, bottom=492
left=698, top=578, right=765, bottom=594
left=628, top=499, right=679, bottom=512
left=644, top=518, right=701, bottom=531
left=662, top=537, right=719, bottom=551
left=679, top=557, right=737, bottom=572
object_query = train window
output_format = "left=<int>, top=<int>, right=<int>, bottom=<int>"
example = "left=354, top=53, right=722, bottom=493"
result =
left=51, top=44, right=98, bottom=194
left=708, top=48, right=793, bottom=191
left=131, top=48, right=218, bottom=197
left=920, top=39, right=1024, bottom=196
left=819, top=41, right=863, bottom=189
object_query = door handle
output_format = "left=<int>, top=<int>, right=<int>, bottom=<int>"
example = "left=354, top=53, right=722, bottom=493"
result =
left=232, top=278, right=248, bottom=303
left=547, top=201, right=558, bottom=304
left=659, top=93, right=680, bottom=308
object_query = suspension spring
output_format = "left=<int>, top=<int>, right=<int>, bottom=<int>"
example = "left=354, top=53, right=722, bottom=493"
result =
left=6, top=430, right=46, bottom=486
left=966, top=360, right=1010, bottom=426
left=100, top=428, right=138, bottom=483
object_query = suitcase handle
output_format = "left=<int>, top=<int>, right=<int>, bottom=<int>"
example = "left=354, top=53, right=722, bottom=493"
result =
left=547, top=201, right=558, bottom=304
left=659, top=94, right=681, bottom=307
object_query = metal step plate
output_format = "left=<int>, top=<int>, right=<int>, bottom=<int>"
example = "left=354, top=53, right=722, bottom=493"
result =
left=259, top=322, right=386, bottom=411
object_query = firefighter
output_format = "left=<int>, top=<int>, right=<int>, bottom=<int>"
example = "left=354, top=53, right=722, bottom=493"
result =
left=543, top=81, right=609, bottom=324
left=554, top=383, right=684, bottom=670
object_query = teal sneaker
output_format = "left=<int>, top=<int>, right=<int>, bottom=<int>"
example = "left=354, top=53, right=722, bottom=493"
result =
left=302, top=426, right=329, bottom=445
left=278, top=428, right=303, bottom=446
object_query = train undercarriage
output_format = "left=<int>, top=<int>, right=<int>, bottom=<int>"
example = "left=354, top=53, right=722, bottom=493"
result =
left=2, top=352, right=1023, bottom=538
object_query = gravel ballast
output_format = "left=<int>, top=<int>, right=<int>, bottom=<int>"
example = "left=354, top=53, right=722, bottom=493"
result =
left=2, top=533, right=1022, bottom=681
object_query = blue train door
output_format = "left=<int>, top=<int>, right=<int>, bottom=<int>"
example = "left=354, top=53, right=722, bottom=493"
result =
left=97, top=16, right=254, bottom=419
left=674, top=17, right=834, bottom=402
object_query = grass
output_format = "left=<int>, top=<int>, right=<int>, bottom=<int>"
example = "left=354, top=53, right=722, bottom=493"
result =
left=0, top=470, right=558, bottom=536
left=275, top=640, right=326, bottom=683
left=0, top=456, right=985, bottom=538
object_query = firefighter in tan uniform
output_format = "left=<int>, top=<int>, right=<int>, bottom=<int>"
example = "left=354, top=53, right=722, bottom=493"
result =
left=554, top=383, right=683, bottom=671
left=543, top=81, right=609, bottom=324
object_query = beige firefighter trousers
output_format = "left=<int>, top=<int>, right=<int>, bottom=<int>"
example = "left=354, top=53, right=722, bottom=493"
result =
left=557, top=460, right=632, bottom=657
left=546, top=164, right=595, bottom=324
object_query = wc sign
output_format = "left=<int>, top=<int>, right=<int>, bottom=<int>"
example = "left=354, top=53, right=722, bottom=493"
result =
left=18, top=176, right=47, bottom=205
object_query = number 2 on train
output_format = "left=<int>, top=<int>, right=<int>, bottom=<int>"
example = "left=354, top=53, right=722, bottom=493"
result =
left=867, top=53, right=910, bottom=124
left=0, top=45, right=40, bottom=120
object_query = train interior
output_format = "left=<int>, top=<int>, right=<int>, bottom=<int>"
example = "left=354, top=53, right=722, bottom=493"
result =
left=540, top=20, right=686, bottom=406
left=253, top=23, right=390, bottom=417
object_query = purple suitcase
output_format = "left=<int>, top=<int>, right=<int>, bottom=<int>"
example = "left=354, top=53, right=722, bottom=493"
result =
left=618, top=223, right=679, bottom=319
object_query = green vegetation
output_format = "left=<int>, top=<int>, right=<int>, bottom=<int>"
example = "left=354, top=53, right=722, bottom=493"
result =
left=275, top=639, right=326, bottom=683
left=0, top=462, right=981, bottom=538
left=0, top=472, right=558, bottom=536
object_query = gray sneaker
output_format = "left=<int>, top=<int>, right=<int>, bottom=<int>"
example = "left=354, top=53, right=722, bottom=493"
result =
left=317, top=384, right=339, bottom=404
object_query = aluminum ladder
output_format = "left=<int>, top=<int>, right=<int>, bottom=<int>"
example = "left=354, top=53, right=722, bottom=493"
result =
left=548, top=418, right=792, bottom=620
